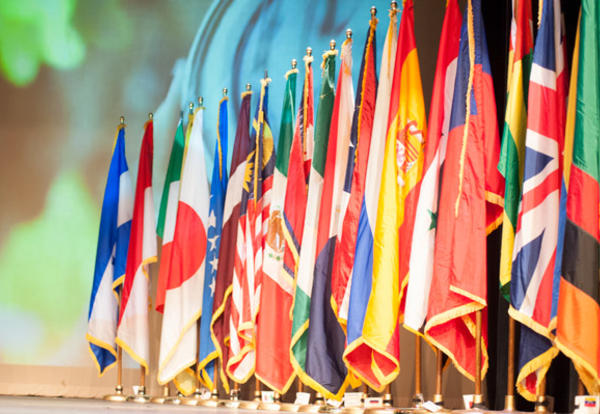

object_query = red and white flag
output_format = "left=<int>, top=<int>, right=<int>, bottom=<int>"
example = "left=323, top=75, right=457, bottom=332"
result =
left=157, top=107, right=210, bottom=391
left=116, top=119, right=157, bottom=372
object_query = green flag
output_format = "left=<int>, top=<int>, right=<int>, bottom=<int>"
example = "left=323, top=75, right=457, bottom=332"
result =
left=155, top=116, right=185, bottom=313
left=291, top=48, right=336, bottom=378
left=497, top=0, right=533, bottom=300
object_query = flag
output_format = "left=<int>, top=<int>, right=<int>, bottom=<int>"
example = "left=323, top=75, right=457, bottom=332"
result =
left=343, top=6, right=398, bottom=387
left=290, top=46, right=336, bottom=384
left=508, top=0, right=567, bottom=400
left=404, top=0, right=461, bottom=334
left=424, top=0, right=504, bottom=381
left=498, top=0, right=534, bottom=301
left=255, top=66, right=298, bottom=393
left=86, top=124, right=133, bottom=375
left=197, top=97, right=229, bottom=390
left=228, top=78, right=275, bottom=383
left=303, top=33, right=355, bottom=401
left=345, top=0, right=426, bottom=392
left=210, top=91, right=252, bottom=393
left=331, top=12, right=378, bottom=330
left=116, top=119, right=158, bottom=372
left=157, top=106, right=209, bottom=394
left=156, top=117, right=185, bottom=313
left=557, top=0, right=600, bottom=394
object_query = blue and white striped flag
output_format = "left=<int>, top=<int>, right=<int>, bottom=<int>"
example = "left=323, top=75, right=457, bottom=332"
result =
left=86, top=124, right=133, bottom=375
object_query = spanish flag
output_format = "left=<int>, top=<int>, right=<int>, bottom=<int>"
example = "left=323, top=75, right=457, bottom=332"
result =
left=424, top=0, right=504, bottom=382
left=345, top=0, right=426, bottom=391
left=557, top=0, right=600, bottom=394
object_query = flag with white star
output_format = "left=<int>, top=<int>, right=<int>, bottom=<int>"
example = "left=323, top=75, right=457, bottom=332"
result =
left=197, top=95, right=228, bottom=390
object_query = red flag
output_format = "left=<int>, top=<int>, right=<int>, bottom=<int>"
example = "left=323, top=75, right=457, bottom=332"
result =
left=424, top=0, right=504, bottom=381
left=116, top=119, right=157, bottom=372
left=331, top=14, right=378, bottom=329
left=210, top=91, right=252, bottom=391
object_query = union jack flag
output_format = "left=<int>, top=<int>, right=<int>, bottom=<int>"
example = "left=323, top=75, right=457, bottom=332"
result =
left=508, top=0, right=567, bottom=401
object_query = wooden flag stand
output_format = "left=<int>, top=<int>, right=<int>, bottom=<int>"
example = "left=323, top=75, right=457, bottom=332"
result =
left=127, top=366, right=150, bottom=403
left=103, top=346, right=128, bottom=402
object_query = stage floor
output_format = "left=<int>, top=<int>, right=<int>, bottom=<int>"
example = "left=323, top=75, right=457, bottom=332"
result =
left=0, top=396, right=263, bottom=414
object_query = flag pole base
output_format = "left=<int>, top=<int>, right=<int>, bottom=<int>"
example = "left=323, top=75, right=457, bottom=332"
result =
left=222, top=389, right=241, bottom=408
left=432, top=394, right=444, bottom=407
left=341, top=406, right=365, bottom=414
left=150, top=386, right=170, bottom=404
left=299, top=404, right=326, bottom=413
left=535, top=395, right=552, bottom=413
left=279, top=402, right=302, bottom=412
left=127, top=386, right=150, bottom=404
left=258, top=401, right=283, bottom=411
left=504, top=395, right=515, bottom=411
left=163, top=393, right=183, bottom=405
left=103, top=385, right=127, bottom=402
left=471, top=394, right=486, bottom=410
left=239, top=400, right=261, bottom=410
left=364, top=407, right=396, bottom=414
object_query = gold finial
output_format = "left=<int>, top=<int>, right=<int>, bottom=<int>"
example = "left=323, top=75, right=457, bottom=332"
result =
left=148, top=112, right=153, bottom=120
left=198, top=96, right=204, bottom=107
left=330, top=39, right=336, bottom=50
left=370, top=6, right=377, bottom=17
left=264, top=70, right=268, bottom=79
left=391, top=0, right=398, bottom=12
left=223, top=88, right=228, bottom=96
left=306, top=47, right=312, bottom=56
left=346, top=28, right=352, bottom=39
left=291, top=59, right=297, bottom=69
left=245, top=83, right=251, bottom=91
left=119, top=116, right=125, bottom=125
left=188, top=101, right=194, bottom=114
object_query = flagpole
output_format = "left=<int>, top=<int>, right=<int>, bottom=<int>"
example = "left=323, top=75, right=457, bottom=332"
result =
left=412, top=335, right=423, bottom=407
left=534, top=377, right=548, bottom=413
left=473, top=309, right=484, bottom=407
left=433, top=348, right=444, bottom=406
left=104, top=346, right=127, bottom=401
left=104, top=215, right=129, bottom=403
left=505, top=316, right=516, bottom=411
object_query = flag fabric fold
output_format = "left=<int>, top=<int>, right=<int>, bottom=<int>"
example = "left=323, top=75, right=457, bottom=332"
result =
left=344, top=7, right=398, bottom=387
left=198, top=97, right=229, bottom=390
left=256, top=66, right=298, bottom=393
left=211, top=91, right=252, bottom=393
left=497, top=0, right=534, bottom=301
left=424, top=0, right=504, bottom=382
left=157, top=107, right=209, bottom=395
left=304, top=33, right=355, bottom=401
left=156, top=117, right=185, bottom=313
left=404, top=0, right=461, bottom=334
left=331, top=14, right=378, bottom=331
left=228, top=78, right=275, bottom=384
left=86, top=124, right=133, bottom=376
left=508, top=0, right=567, bottom=401
left=291, top=47, right=337, bottom=386
left=557, top=0, right=600, bottom=394
left=345, top=0, right=426, bottom=391
left=116, top=119, right=158, bottom=373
